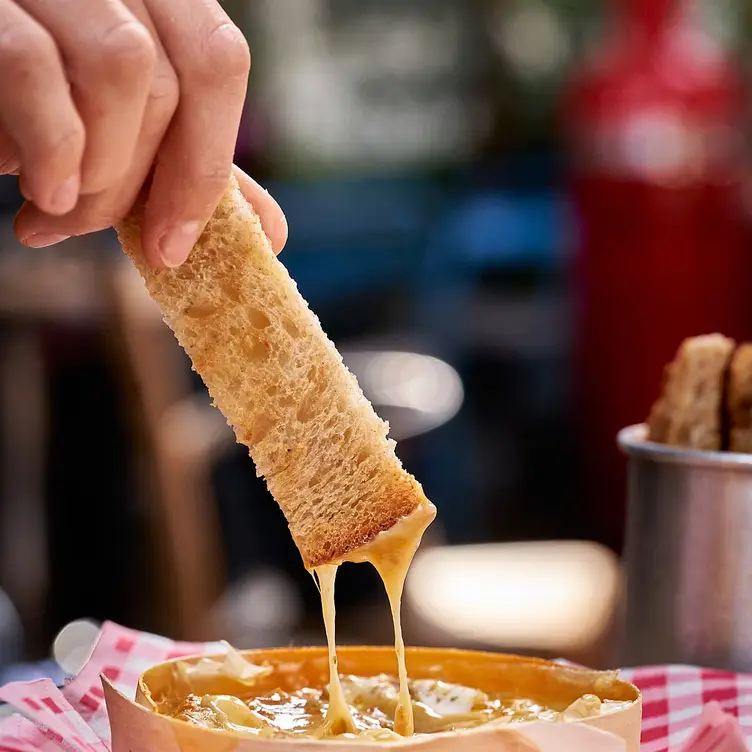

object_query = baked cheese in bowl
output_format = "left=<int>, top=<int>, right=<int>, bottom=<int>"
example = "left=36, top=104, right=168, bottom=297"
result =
left=104, top=645, right=641, bottom=751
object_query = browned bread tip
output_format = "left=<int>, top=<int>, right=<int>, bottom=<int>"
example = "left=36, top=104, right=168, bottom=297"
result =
left=116, top=176, right=429, bottom=568
left=647, top=334, right=735, bottom=451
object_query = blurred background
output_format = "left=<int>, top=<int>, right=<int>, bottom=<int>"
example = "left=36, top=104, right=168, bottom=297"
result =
left=1, top=0, right=752, bottom=682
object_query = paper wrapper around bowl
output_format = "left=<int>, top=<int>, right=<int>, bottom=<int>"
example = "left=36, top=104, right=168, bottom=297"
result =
left=103, top=646, right=642, bottom=752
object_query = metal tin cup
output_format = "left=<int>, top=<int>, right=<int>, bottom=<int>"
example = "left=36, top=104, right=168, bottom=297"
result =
left=618, top=423, right=752, bottom=671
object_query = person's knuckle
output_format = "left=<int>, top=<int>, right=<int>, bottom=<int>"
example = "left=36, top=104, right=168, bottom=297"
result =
left=45, top=123, right=85, bottom=163
left=203, top=163, right=233, bottom=188
left=0, top=22, right=56, bottom=80
left=197, top=22, right=250, bottom=83
left=98, top=20, right=156, bottom=81
left=149, top=64, right=180, bottom=114
left=193, top=164, right=232, bottom=210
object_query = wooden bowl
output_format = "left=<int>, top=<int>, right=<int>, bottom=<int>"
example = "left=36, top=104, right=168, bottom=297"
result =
left=104, top=646, right=642, bottom=751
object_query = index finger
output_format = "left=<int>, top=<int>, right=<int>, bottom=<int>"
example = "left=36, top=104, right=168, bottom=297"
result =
left=0, top=0, right=84, bottom=214
left=140, top=0, right=250, bottom=268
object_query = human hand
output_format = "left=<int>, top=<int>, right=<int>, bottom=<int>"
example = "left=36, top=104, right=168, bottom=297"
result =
left=0, top=0, right=287, bottom=265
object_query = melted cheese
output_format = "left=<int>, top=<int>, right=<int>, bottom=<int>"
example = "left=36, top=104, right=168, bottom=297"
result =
left=162, top=497, right=636, bottom=743
left=161, top=495, right=636, bottom=742
left=175, top=642, right=272, bottom=687
left=310, top=501, right=437, bottom=738
left=170, top=674, right=634, bottom=738
left=313, top=565, right=357, bottom=736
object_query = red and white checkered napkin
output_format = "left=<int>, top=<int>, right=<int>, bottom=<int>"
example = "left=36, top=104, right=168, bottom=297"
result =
left=0, top=621, right=220, bottom=752
left=620, top=665, right=752, bottom=752
left=0, top=624, right=749, bottom=752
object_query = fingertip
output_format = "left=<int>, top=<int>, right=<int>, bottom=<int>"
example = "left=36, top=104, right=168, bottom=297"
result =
left=141, top=185, right=204, bottom=269
left=140, top=224, right=175, bottom=269
left=140, top=236, right=167, bottom=269
left=138, top=212, right=163, bottom=270
left=268, top=210, right=289, bottom=255
left=232, top=165, right=288, bottom=255
left=13, top=199, right=37, bottom=239
left=20, top=173, right=81, bottom=217
left=156, top=220, right=203, bottom=268
left=0, top=159, right=20, bottom=177
left=48, top=174, right=81, bottom=216
left=12, top=201, right=67, bottom=247
left=0, top=131, right=20, bottom=175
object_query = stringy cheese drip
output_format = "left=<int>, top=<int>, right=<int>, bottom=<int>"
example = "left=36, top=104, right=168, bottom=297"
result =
left=313, top=565, right=358, bottom=736
left=163, top=500, right=636, bottom=743
left=311, top=501, right=437, bottom=738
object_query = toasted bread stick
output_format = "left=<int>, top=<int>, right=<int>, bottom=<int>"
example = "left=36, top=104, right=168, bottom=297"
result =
left=727, top=343, right=752, bottom=453
left=647, top=334, right=735, bottom=451
left=116, top=176, right=429, bottom=568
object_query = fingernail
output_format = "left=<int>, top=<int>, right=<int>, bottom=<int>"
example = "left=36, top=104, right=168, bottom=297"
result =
left=158, top=221, right=202, bottom=268
left=22, top=233, right=70, bottom=248
left=50, top=175, right=79, bottom=214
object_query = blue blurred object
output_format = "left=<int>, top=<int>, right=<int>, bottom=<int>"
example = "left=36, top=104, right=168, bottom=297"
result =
left=0, top=659, right=66, bottom=686
left=432, top=192, right=571, bottom=268
left=266, top=175, right=436, bottom=242
left=410, top=186, right=572, bottom=543
left=264, top=175, right=439, bottom=307
left=415, top=187, right=572, bottom=361
left=264, top=173, right=571, bottom=313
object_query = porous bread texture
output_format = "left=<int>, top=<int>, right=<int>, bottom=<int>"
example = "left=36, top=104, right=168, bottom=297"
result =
left=647, top=334, right=735, bottom=451
left=116, top=177, right=428, bottom=568
left=727, top=344, right=752, bottom=453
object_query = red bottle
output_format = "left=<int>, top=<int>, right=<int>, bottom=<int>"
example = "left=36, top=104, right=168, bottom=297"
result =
left=563, top=0, right=750, bottom=550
